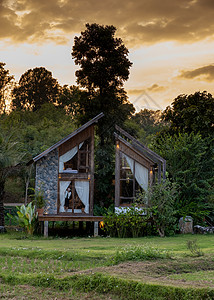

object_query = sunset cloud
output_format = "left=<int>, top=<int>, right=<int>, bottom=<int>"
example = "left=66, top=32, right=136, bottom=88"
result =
left=1, top=0, right=214, bottom=46
left=179, top=65, right=214, bottom=82
left=147, top=84, right=166, bottom=92
left=1, top=0, right=214, bottom=110
left=128, top=84, right=166, bottom=95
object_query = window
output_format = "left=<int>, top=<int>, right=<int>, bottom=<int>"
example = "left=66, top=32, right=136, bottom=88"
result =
left=59, top=180, right=90, bottom=214
left=119, top=152, right=149, bottom=206
left=60, top=138, right=91, bottom=174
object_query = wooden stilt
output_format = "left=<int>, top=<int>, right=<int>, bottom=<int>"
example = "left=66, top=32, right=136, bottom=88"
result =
left=44, top=221, right=48, bottom=237
left=94, top=221, right=99, bottom=237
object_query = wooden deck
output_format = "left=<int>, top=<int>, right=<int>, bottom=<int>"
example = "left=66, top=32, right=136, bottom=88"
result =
left=38, top=214, right=104, bottom=222
left=38, top=214, right=104, bottom=237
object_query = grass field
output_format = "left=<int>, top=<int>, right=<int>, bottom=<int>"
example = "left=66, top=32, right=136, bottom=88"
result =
left=0, top=230, right=214, bottom=299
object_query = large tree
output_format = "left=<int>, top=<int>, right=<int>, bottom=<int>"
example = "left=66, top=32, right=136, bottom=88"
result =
left=71, top=23, right=134, bottom=138
left=11, top=67, right=60, bottom=112
left=71, top=23, right=134, bottom=207
left=0, top=63, right=14, bottom=114
left=162, top=91, right=214, bottom=137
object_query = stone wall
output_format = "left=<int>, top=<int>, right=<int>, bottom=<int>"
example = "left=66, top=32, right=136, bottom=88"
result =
left=35, top=149, right=58, bottom=214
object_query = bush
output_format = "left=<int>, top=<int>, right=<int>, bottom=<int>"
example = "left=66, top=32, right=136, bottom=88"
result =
left=103, top=205, right=150, bottom=238
left=136, top=179, right=178, bottom=237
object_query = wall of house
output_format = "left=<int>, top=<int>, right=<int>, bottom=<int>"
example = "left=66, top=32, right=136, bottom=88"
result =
left=35, top=149, right=58, bottom=214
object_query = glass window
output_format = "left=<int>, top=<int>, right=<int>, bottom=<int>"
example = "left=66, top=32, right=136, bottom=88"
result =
left=119, top=153, right=144, bottom=206
left=63, top=138, right=91, bottom=173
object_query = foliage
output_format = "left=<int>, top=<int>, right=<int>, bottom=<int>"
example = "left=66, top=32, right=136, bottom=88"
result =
left=7, top=202, right=38, bottom=235
left=0, top=131, right=24, bottom=226
left=71, top=23, right=134, bottom=137
left=58, top=84, right=82, bottom=116
left=30, top=187, right=45, bottom=209
left=103, top=205, right=149, bottom=238
left=112, top=244, right=171, bottom=264
left=186, top=240, right=204, bottom=257
left=136, top=179, right=178, bottom=237
left=72, top=23, right=132, bottom=94
left=1, top=102, right=75, bottom=164
left=4, top=206, right=19, bottom=226
left=0, top=62, right=14, bottom=114
left=124, top=109, right=167, bottom=145
left=162, top=91, right=214, bottom=137
left=0, top=103, right=76, bottom=204
left=11, top=67, right=60, bottom=112
left=152, top=133, right=214, bottom=223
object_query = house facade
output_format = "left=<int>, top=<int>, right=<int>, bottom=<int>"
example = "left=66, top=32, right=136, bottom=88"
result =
left=30, top=114, right=165, bottom=236
left=32, top=113, right=103, bottom=217
left=114, top=126, right=166, bottom=211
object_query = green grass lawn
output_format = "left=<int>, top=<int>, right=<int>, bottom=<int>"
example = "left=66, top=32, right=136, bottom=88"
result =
left=0, top=230, right=213, bottom=299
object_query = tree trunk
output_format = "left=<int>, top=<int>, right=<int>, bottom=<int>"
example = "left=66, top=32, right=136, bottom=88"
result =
left=24, top=165, right=32, bottom=205
left=0, top=180, right=5, bottom=227
left=157, top=227, right=165, bottom=237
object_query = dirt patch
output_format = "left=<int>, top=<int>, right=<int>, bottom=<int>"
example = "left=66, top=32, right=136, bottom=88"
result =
left=67, top=257, right=214, bottom=289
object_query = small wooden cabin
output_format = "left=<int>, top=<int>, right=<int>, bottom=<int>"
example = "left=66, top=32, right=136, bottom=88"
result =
left=30, top=113, right=104, bottom=229
left=114, top=126, right=166, bottom=212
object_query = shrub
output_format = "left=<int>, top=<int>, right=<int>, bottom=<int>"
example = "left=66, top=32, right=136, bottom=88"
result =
left=136, top=179, right=178, bottom=237
left=7, top=202, right=38, bottom=235
left=103, top=205, right=149, bottom=238
left=186, top=239, right=204, bottom=257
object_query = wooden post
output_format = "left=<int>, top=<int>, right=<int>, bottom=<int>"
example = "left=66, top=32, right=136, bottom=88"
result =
left=158, top=163, right=161, bottom=184
left=90, top=126, right=95, bottom=215
left=115, top=141, right=120, bottom=207
left=44, top=221, right=48, bottom=237
left=94, top=221, right=99, bottom=237
left=163, top=160, right=166, bottom=181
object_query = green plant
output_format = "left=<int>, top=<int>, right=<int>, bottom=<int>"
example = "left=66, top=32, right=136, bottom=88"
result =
left=30, top=187, right=45, bottom=209
left=187, top=239, right=204, bottom=257
left=7, top=202, right=38, bottom=235
left=103, top=205, right=149, bottom=238
left=112, top=244, right=171, bottom=264
left=136, top=179, right=178, bottom=237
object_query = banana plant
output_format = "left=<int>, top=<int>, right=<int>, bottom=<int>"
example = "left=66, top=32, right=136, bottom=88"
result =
left=8, top=202, right=38, bottom=235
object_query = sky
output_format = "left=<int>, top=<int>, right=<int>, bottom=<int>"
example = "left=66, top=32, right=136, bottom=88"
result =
left=1, top=0, right=214, bottom=111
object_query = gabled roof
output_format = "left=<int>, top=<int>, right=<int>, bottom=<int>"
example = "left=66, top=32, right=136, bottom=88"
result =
left=29, top=112, right=104, bottom=164
left=114, top=126, right=166, bottom=181
left=115, top=125, right=165, bottom=164
left=114, top=133, right=155, bottom=165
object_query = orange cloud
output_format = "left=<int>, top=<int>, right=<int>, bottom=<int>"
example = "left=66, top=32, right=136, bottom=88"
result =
left=179, top=65, right=214, bottom=82
left=147, top=84, right=166, bottom=92
left=128, top=84, right=166, bottom=95
left=1, top=0, right=214, bottom=46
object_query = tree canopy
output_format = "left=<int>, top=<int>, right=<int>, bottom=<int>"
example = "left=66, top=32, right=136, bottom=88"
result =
left=0, top=63, right=14, bottom=114
left=11, top=67, right=60, bottom=112
left=152, top=132, right=214, bottom=223
left=162, top=91, right=214, bottom=137
left=124, top=109, right=167, bottom=145
left=71, top=23, right=134, bottom=136
left=72, top=23, right=132, bottom=93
